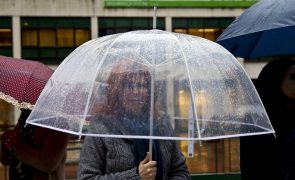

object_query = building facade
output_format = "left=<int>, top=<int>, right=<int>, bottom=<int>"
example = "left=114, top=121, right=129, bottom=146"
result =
left=0, top=0, right=266, bottom=179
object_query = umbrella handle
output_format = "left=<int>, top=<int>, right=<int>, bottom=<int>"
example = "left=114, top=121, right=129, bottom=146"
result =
left=149, top=139, right=153, bottom=161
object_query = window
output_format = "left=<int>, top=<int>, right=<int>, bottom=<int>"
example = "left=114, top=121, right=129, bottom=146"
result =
left=22, top=29, right=38, bottom=46
left=173, top=18, right=234, bottom=41
left=40, top=29, right=56, bottom=47
left=0, top=17, right=12, bottom=56
left=99, top=18, right=165, bottom=36
left=57, top=29, right=74, bottom=47
left=175, top=81, right=240, bottom=174
left=75, top=29, right=90, bottom=46
left=21, top=18, right=91, bottom=64
left=0, top=29, right=12, bottom=46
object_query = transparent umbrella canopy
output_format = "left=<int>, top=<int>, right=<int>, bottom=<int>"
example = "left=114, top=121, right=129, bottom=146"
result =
left=26, top=30, right=274, bottom=140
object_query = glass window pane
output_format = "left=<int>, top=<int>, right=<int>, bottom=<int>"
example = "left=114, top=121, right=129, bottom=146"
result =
left=188, top=28, right=204, bottom=37
left=156, top=19, right=165, bottom=29
left=174, top=28, right=188, bottom=34
left=188, top=19, right=203, bottom=28
left=133, top=19, right=149, bottom=28
left=204, top=19, right=219, bottom=28
left=173, top=19, right=187, bottom=28
left=57, top=29, right=74, bottom=47
left=22, top=29, right=38, bottom=46
left=39, top=29, right=56, bottom=47
left=116, top=18, right=131, bottom=27
left=0, top=29, right=12, bottom=47
left=99, top=29, right=115, bottom=36
left=75, top=29, right=90, bottom=46
left=99, top=18, right=115, bottom=28
left=183, top=28, right=223, bottom=41
left=203, top=28, right=222, bottom=41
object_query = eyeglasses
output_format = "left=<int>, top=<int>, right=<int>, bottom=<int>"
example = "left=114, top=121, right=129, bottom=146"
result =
left=123, top=82, right=148, bottom=90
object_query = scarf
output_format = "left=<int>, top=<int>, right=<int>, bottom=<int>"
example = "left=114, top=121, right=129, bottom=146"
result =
left=121, top=115, right=163, bottom=179
left=132, top=139, right=163, bottom=180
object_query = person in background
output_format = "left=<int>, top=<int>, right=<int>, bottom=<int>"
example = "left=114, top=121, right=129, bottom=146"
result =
left=240, top=58, right=295, bottom=180
left=77, top=61, right=190, bottom=180
left=0, top=109, right=69, bottom=180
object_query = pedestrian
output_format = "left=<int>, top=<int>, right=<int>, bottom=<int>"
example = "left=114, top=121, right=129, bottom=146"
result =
left=77, top=61, right=190, bottom=180
left=0, top=109, right=69, bottom=180
left=240, top=58, right=295, bottom=180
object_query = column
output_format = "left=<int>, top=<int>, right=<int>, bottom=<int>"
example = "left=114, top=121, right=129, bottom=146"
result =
left=12, top=16, right=21, bottom=59
left=91, top=16, right=98, bottom=39
left=165, top=16, right=172, bottom=32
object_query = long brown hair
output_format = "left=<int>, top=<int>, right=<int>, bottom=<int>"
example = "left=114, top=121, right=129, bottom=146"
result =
left=103, top=61, right=152, bottom=118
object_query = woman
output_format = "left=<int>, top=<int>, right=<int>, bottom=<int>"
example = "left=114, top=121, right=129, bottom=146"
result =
left=0, top=109, right=69, bottom=180
left=77, top=62, right=190, bottom=180
left=240, top=58, right=295, bottom=180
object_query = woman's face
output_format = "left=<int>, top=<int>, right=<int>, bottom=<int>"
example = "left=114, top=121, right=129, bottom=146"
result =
left=281, top=65, right=295, bottom=100
left=121, top=74, right=149, bottom=115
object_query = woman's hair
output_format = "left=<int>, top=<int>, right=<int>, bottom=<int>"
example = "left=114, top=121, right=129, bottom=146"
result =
left=257, top=58, right=295, bottom=101
left=256, top=58, right=295, bottom=131
left=258, top=58, right=295, bottom=89
left=103, top=61, right=151, bottom=117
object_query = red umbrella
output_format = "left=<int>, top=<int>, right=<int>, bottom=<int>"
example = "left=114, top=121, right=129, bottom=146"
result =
left=0, top=56, right=53, bottom=109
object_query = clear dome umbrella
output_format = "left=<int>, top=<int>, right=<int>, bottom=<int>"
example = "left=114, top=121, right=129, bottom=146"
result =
left=26, top=30, right=274, bottom=145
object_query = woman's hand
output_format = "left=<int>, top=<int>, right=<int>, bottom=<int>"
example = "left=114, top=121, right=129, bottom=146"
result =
left=138, top=152, right=157, bottom=180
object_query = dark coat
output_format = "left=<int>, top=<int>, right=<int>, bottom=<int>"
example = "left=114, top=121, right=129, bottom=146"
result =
left=240, top=78, right=295, bottom=180
left=77, top=115, right=190, bottom=180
